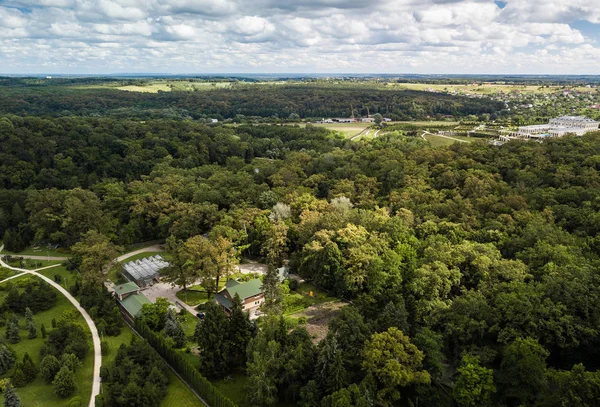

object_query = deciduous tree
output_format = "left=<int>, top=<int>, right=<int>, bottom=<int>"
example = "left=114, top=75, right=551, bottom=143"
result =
left=362, top=327, right=430, bottom=405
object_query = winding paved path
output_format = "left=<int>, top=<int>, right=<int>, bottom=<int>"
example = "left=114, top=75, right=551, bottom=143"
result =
left=0, top=245, right=101, bottom=407
left=0, top=272, right=26, bottom=284
left=116, top=244, right=163, bottom=262
left=2, top=254, right=70, bottom=261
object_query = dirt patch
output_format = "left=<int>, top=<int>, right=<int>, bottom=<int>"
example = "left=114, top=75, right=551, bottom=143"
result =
left=237, top=260, right=268, bottom=275
left=291, top=301, right=346, bottom=343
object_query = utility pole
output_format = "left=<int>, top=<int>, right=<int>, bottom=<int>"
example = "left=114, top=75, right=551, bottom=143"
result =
left=350, top=104, right=355, bottom=121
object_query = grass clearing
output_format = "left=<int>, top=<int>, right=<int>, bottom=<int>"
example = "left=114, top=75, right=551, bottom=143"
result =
left=284, top=282, right=337, bottom=315
left=3, top=258, right=63, bottom=270
left=211, top=372, right=250, bottom=407
left=116, top=84, right=172, bottom=93
left=422, top=133, right=471, bottom=147
left=37, top=264, right=79, bottom=290
left=0, top=268, right=18, bottom=281
left=176, top=289, right=211, bottom=307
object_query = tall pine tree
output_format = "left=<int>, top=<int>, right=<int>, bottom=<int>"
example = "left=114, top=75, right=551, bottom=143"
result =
left=226, top=293, right=252, bottom=368
left=25, top=308, right=36, bottom=339
left=164, top=309, right=186, bottom=348
left=262, top=266, right=283, bottom=315
left=197, top=301, right=228, bottom=378
left=5, top=315, right=20, bottom=344
left=0, top=339, right=15, bottom=375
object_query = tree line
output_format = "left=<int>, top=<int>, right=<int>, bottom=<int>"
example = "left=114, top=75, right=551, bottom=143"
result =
left=0, top=82, right=505, bottom=121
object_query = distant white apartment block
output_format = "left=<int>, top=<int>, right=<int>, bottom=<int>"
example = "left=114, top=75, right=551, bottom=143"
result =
left=512, top=116, right=599, bottom=139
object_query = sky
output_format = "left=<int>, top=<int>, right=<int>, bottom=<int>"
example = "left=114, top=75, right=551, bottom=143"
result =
left=1, top=0, right=600, bottom=74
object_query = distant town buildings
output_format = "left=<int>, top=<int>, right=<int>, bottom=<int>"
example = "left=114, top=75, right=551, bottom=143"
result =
left=507, top=116, right=599, bottom=140
left=316, top=117, right=391, bottom=124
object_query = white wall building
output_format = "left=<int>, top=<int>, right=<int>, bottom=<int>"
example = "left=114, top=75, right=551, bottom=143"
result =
left=512, top=116, right=599, bottom=139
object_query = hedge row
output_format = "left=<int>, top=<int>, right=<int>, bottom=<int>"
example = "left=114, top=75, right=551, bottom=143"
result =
left=134, top=318, right=238, bottom=407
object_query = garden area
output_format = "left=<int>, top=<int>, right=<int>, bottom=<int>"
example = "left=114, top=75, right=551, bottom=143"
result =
left=100, top=321, right=202, bottom=407
left=0, top=274, right=93, bottom=407
left=283, top=281, right=337, bottom=315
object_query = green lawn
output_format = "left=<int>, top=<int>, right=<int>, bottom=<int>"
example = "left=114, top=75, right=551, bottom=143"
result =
left=284, top=282, right=336, bottom=315
left=176, top=289, right=211, bottom=307
left=422, top=133, right=469, bottom=147
left=0, top=268, right=18, bottom=281
left=177, top=278, right=230, bottom=307
left=3, top=258, right=63, bottom=270
left=0, top=275, right=93, bottom=407
left=36, top=265, right=80, bottom=291
left=212, top=373, right=249, bottom=407
left=162, top=370, right=206, bottom=407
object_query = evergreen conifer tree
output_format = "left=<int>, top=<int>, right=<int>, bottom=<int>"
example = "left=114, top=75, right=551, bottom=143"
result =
left=197, top=301, right=228, bottom=377
left=5, top=315, right=20, bottom=344
left=39, top=355, right=61, bottom=383
left=20, top=353, right=37, bottom=383
left=25, top=308, right=36, bottom=339
left=227, top=293, right=252, bottom=368
left=53, top=366, right=76, bottom=398
left=3, top=382, right=20, bottom=407
left=164, top=309, right=186, bottom=348
left=0, top=340, right=15, bottom=375
left=262, top=266, right=283, bottom=315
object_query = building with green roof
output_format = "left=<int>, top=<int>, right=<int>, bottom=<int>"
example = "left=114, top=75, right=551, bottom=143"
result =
left=120, top=293, right=152, bottom=320
left=214, top=278, right=264, bottom=316
left=114, top=282, right=140, bottom=300
left=112, top=281, right=152, bottom=321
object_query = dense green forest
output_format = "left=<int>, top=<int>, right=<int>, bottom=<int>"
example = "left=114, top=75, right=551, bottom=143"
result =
left=2, top=98, right=600, bottom=406
left=0, top=79, right=504, bottom=120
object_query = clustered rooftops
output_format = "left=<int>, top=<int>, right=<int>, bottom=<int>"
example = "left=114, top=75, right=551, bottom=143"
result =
left=554, top=116, right=598, bottom=122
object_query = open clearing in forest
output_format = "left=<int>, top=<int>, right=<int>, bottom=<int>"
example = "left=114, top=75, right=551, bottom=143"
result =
left=290, top=300, right=346, bottom=344
left=116, top=84, right=172, bottom=93
left=422, top=131, right=474, bottom=147
left=313, top=122, right=372, bottom=138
